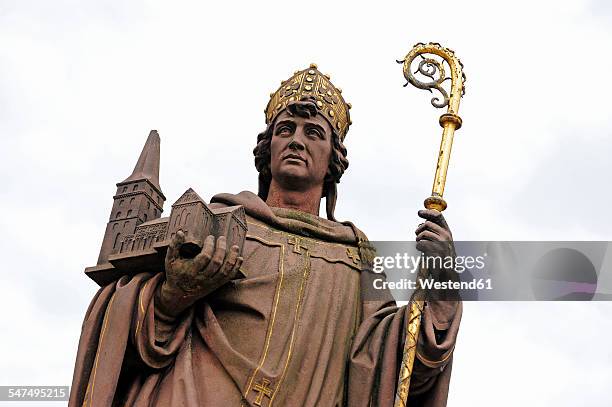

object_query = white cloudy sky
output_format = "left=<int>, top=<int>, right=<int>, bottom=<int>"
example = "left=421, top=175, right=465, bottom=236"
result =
left=1, top=0, right=612, bottom=406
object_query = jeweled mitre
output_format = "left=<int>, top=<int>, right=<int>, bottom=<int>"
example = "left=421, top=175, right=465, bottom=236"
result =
left=265, top=64, right=352, bottom=140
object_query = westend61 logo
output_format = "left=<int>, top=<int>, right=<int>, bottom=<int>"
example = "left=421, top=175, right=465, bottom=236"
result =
left=372, top=253, right=486, bottom=274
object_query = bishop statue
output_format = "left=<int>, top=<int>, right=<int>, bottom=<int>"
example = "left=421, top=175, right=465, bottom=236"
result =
left=69, top=64, right=461, bottom=407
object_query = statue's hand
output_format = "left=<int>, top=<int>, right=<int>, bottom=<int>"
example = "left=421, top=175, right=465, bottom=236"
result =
left=158, top=231, right=243, bottom=316
left=415, top=209, right=456, bottom=279
left=415, top=209, right=460, bottom=314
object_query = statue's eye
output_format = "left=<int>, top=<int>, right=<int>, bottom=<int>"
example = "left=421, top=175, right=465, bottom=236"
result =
left=277, top=125, right=293, bottom=135
left=306, top=127, right=323, bottom=139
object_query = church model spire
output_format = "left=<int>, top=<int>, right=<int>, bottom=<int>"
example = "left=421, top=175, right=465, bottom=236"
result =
left=122, top=129, right=162, bottom=192
left=96, top=130, right=166, bottom=264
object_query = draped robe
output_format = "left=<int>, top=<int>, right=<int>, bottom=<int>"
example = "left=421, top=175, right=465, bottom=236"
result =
left=69, top=191, right=461, bottom=407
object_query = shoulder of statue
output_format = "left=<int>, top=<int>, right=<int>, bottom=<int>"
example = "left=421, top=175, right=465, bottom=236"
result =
left=341, top=221, right=377, bottom=270
left=208, top=201, right=228, bottom=210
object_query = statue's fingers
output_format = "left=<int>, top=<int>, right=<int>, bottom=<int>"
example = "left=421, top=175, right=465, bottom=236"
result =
left=194, top=235, right=215, bottom=271
left=219, top=245, right=240, bottom=278
left=416, top=230, right=449, bottom=258
left=165, top=230, right=185, bottom=267
left=416, top=230, right=439, bottom=242
left=418, top=209, right=449, bottom=230
left=225, top=256, right=245, bottom=280
left=234, top=256, right=244, bottom=276
left=206, top=235, right=227, bottom=274
left=416, top=240, right=432, bottom=254
left=415, top=221, right=446, bottom=237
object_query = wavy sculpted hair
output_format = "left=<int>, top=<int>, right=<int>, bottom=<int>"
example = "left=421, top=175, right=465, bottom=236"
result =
left=253, top=98, right=349, bottom=221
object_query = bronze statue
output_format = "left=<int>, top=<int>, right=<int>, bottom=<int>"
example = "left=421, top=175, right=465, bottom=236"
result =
left=70, top=63, right=461, bottom=407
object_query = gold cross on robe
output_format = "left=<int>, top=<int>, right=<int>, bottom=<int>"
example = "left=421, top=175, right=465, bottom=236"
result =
left=287, top=236, right=307, bottom=254
left=346, top=247, right=360, bottom=264
left=252, top=378, right=273, bottom=406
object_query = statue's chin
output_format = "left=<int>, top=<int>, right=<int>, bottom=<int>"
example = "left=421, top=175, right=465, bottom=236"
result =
left=273, top=172, right=317, bottom=191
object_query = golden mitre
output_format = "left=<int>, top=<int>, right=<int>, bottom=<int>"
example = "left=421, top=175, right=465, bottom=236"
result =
left=265, top=63, right=352, bottom=140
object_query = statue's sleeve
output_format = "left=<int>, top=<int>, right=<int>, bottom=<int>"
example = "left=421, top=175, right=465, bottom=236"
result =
left=69, top=272, right=196, bottom=407
left=129, top=272, right=194, bottom=369
left=346, top=268, right=462, bottom=407
left=69, top=272, right=156, bottom=406
left=409, top=300, right=462, bottom=403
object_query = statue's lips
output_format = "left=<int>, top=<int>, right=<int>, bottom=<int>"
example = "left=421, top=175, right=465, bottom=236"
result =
left=282, top=154, right=307, bottom=165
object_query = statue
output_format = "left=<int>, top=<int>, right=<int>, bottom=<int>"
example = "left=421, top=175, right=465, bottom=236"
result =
left=69, top=63, right=462, bottom=407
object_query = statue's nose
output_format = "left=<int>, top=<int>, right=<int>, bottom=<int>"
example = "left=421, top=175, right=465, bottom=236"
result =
left=288, top=133, right=305, bottom=151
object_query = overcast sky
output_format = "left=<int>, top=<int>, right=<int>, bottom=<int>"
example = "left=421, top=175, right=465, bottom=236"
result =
left=1, top=0, right=611, bottom=406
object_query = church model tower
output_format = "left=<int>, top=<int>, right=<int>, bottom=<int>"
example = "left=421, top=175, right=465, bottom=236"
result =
left=86, top=130, right=246, bottom=286
left=97, top=130, right=166, bottom=265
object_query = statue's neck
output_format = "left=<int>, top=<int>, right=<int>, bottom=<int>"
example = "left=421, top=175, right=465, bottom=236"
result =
left=265, top=179, right=323, bottom=217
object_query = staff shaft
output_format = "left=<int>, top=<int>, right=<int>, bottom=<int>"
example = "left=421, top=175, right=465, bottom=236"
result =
left=433, top=122, right=456, bottom=197
left=394, top=42, right=465, bottom=407
left=425, top=113, right=462, bottom=211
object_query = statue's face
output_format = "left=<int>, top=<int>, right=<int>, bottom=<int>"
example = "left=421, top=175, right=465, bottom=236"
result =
left=269, top=109, right=333, bottom=191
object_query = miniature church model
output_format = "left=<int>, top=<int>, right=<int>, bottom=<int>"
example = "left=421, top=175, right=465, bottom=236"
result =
left=86, top=130, right=246, bottom=286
